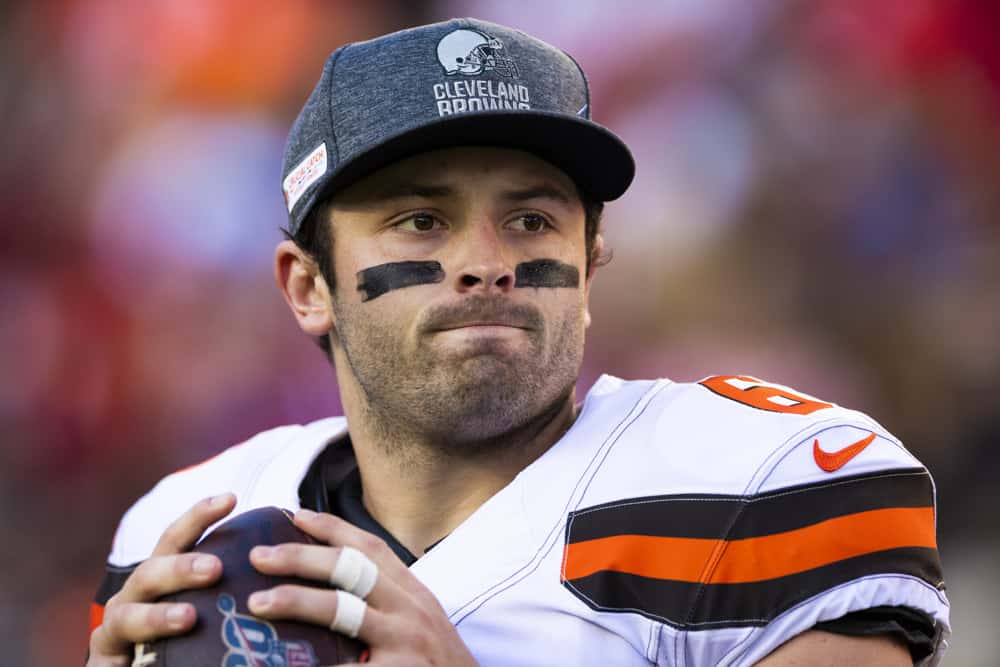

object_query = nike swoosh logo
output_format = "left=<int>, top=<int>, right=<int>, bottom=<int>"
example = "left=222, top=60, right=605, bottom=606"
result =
left=813, top=432, right=876, bottom=472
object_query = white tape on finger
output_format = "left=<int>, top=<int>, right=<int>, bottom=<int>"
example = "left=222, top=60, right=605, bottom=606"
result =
left=330, top=589, right=366, bottom=638
left=329, top=546, right=378, bottom=599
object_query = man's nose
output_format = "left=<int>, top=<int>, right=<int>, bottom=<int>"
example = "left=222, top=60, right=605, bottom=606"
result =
left=453, top=224, right=516, bottom=294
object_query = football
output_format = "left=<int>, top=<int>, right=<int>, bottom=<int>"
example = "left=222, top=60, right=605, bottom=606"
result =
left=136, top=506, right=367, bottom=666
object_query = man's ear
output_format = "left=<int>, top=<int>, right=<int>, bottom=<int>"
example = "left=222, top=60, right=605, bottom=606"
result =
left=583, top=233, right=604, bottom=329
left=274, top=240, right=334, bottom=336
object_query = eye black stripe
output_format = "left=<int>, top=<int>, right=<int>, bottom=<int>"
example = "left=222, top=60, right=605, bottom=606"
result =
left=514, top=259, right=579, bottom=288
left=356, top=261, right=445, bottom=301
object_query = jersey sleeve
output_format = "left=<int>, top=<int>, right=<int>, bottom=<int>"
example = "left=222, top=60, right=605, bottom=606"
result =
left=557, top=377, right=950, bottom=666
left=678, top=424, right=950, bottom=666
left=559, top=381, right=951, bottom=667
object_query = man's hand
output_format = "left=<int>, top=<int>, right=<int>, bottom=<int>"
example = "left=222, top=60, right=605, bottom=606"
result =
left=247, top=508, right=478, bottom=667
left=87, top=493, right=237, bottom=667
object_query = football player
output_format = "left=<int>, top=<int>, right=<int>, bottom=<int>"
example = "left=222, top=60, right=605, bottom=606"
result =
left=88, top=18, right=949, bottom=666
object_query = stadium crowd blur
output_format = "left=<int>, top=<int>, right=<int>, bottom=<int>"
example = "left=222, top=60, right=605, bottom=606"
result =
left=2, top=1, right=997, bottom=664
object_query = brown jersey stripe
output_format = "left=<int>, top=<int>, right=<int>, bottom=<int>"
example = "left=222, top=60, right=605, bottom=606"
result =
left=727, top=469, right=932, bottom=541
left=91, top=562, right=140, bottom=632
left=564, top=546, right=943, bottom=629
left=95, top=563, right=139, bottom=605
left=564, top=505, right=935, bottom=583
left=566, top=467, right=931, bottom=543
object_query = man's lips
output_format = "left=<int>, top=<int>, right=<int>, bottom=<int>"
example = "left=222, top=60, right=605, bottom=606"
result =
left=420, top=298, right=544, bottom=334
left=433, top=319, right=531, bottom=332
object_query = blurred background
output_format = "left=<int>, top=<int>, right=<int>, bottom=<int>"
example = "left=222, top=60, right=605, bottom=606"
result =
left=1, top=0, right=997, bottom=664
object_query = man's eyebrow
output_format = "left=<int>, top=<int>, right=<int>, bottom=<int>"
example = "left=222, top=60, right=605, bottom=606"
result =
left=365, top=183, right=576, bottom=206
left=372, top=183, right=456, bottom=200
left=500, top=185, right=574, bottom=206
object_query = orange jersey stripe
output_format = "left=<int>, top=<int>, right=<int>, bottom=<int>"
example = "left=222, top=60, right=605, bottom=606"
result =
left=563, top=506, right=936, bottom=584
left=565, top=534, right=718, bottom=582
left=89, top=602, right=105, bottom=633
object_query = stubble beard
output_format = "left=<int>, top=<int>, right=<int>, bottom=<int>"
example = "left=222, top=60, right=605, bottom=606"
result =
left=331, top=294, right=584, bottom=462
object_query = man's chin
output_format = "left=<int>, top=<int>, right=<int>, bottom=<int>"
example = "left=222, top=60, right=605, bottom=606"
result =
left=423, top=374, right=574, bottom=451
left=453, top=350, right=534, bottom=381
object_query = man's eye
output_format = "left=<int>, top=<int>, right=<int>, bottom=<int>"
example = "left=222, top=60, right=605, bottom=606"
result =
left=397, top=214, right=441, bottom=232
left=509, top=213, right=548, bottom=232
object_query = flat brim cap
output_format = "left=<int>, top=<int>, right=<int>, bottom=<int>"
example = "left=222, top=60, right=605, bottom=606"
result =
left=281, top=17, right=635, bottom=236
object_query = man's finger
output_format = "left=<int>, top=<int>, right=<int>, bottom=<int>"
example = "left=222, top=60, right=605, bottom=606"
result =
left=249, top=542, right=345, bottom=584
left=152, top=493, right=236, bottom=556
left=87, top=495, right=235, bottom=664
left=89, top=601, right=196, bottom=658
left=291, top=509, right=418, bottom=592
left=248, top=585, right=395, bottom=644
left=249, top=542, right=407, bottom=609
left=116, top=552, right=222, bottom=603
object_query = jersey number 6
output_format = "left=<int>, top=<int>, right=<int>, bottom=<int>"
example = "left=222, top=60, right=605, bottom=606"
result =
left=699, top=375, right=834, bottom=415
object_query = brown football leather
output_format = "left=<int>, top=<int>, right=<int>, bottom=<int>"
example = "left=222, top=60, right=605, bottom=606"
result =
left=138, top=506, right=367, bottom=665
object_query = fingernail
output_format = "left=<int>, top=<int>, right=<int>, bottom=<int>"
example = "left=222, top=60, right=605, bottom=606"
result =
left=166, top=605, right=189, bottom=628
left=295, top=508, right=316, bottom=520
left=193, top=555, right=216, bottom=575
left=251, top=546, right=274, bottom=560
left=210, top=493, right=233, bottom=507
left=248, top=591, right=271, bottom=611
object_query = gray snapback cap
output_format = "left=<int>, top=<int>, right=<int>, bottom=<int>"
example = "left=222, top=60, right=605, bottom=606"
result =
left=281, top=17, right=635, bottom=236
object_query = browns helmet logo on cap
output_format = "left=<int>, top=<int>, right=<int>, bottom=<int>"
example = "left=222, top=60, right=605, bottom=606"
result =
left=436, top=28, right=518, bottom=78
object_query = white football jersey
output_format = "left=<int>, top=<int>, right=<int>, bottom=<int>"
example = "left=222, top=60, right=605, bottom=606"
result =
left=101, top=375, right=950, bottom=666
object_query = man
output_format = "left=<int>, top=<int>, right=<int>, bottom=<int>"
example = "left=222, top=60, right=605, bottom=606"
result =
left=88, top=18, right=950, bottom=666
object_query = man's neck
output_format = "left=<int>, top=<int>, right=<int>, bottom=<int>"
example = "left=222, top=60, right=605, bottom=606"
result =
left=343, top=391, right=578, bottom=558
